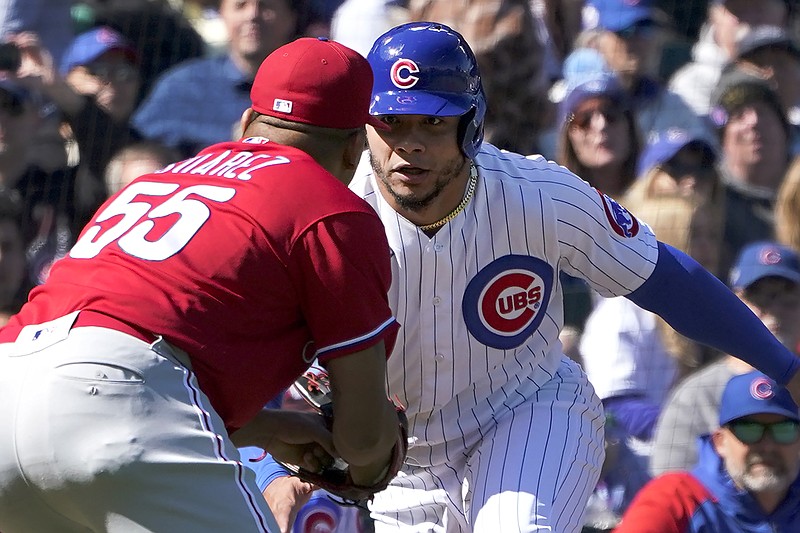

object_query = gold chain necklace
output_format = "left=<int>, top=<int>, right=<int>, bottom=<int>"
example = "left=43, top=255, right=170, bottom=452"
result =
left=418, top=164, right=478, bottom=232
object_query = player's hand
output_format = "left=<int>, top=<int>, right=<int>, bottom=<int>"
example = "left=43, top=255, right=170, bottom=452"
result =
left=230, top=409, right=337, bottom=472
left=262, top=476, right=314, bottom=533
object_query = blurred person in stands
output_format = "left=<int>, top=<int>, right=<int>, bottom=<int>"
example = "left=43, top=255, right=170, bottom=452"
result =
left=133, top=0, right=311, bottom=157
left=82, top=0, right=206, bottom=98
left=725, top=25, right=800, bottom=148
left=710, top=66, right=792, bottom=275
left=103, top=140, right=181, bottom=196
left=557, top=70, right=639, bottom=199
left=11, top=28, right=144, bottom=244
left=0, top=0, right=73, bottom=66
left=670, top=0, right=791, bottom=119
left=630, top=127, right=721, bottom=202
left=0, top=67, right=75, bottom=288
left=650, top=241, right=800, bottom=476
left=618, top=370, right=800, bottom=532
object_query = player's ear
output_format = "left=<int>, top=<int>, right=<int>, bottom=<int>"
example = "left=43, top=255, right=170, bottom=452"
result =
left=239, top=108, right=257, bottom=137
left=711, top=428, right=727, bottom=455
left=343, top=128, right=367, bottom=171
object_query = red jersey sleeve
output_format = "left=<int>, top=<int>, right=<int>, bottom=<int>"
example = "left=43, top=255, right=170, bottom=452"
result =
left=615, top=472, right=713, bottom=533
left=289, top=210, right=398, bottom=362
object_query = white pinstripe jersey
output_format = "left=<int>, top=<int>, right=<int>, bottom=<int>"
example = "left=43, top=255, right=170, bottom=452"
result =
left=349, top=143, right=659, bottom=454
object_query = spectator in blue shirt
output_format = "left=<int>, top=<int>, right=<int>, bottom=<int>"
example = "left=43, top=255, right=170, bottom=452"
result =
left=132, top=0, right=309, bottom=157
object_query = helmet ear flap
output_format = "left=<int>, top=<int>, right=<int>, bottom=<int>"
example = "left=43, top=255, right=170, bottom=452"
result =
left=458, top=92, right=486, bottom=159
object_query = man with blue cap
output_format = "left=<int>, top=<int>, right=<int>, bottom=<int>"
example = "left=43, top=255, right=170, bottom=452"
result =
left=617, top=370, right=800, bottom=531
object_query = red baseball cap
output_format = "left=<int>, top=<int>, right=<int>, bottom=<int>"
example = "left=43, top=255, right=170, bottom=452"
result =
left=251, top=37, right=387, bottom=130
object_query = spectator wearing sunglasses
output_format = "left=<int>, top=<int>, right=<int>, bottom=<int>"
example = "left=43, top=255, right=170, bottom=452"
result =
left=556, top=70, right=639, bottom=198
left=616, top=370, right=800, bottom=532
left=650, top=241, right=800, bottom=477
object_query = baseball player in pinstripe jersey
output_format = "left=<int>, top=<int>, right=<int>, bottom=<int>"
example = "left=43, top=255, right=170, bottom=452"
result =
left=260, top=22, right=800, bottom=532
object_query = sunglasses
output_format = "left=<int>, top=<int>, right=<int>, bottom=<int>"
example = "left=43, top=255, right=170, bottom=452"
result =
left=569, top=105, right=625, bottom=130
left=727, top=419, right=800, bottom=445
left=659, top=160, right=717, bottom=180
left=87, top=63, right=137, bottom=83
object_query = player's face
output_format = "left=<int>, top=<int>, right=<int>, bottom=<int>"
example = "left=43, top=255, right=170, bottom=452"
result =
left=366, top=114, right=469, bottom=215
left=220, top=0, right=297, bottom=64
left=567, top=97, right=631, bottom=171
left=714, top=413, right=800, bottom=496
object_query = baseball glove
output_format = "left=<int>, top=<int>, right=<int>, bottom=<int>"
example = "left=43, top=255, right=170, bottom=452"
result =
left=278, top=369, right=408, bottom=506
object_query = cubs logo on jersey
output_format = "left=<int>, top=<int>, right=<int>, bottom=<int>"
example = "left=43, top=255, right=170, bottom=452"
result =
left=597, top=190, right=639, bottom=238
left=462, top=255, right=554, bottom=349
left=293, top=494, right=341, bottom=533
left=390, top=58, right=420, bottom=89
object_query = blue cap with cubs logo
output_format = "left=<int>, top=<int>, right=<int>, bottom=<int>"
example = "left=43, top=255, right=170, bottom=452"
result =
left=60, top=26, right=137, bottom=75
left=582, top=0, right=658, bottom=32
left=728, top=241, right=800, bottom=290
left=719, top=371, right=800, bottom=426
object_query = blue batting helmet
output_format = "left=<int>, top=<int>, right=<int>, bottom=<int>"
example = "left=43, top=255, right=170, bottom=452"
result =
left=367, top=22, right=487, bottom=159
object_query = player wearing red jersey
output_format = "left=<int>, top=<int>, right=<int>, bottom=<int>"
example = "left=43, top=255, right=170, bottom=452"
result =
left=0, top=37, right=400, bottom=532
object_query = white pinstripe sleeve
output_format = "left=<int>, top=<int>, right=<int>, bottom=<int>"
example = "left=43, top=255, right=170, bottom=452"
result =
left=512, top=152, right=659, bottom=297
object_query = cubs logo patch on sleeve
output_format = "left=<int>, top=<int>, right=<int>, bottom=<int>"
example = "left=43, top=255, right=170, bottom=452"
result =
left=462, top=255, right=554, bottom=349
left=597, top=190, right=639, bottom=238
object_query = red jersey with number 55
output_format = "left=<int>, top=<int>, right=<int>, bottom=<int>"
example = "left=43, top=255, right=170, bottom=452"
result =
left=4, top=138, right=399, bottom=430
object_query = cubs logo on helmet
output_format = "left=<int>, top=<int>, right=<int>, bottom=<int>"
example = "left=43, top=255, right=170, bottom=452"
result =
left=391, top=59, right=420, bottom=89
left=597, top=190, right=639, bottom=238
left=463, top=255, right=553, bottom=349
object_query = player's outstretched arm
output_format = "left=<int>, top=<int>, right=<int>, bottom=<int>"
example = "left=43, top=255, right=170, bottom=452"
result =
left=324, top=340, right=399, bottom=486
left=627, top=242, right=800, bottom=386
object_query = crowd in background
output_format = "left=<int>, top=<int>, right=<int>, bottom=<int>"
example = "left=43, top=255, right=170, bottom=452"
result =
left=3, top=0, right=800, bottom=531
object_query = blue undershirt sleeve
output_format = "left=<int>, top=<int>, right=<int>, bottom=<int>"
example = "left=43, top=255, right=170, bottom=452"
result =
left=626, top=241, right=800, bottom=385
left=241, top=449, right=292, bottom=492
